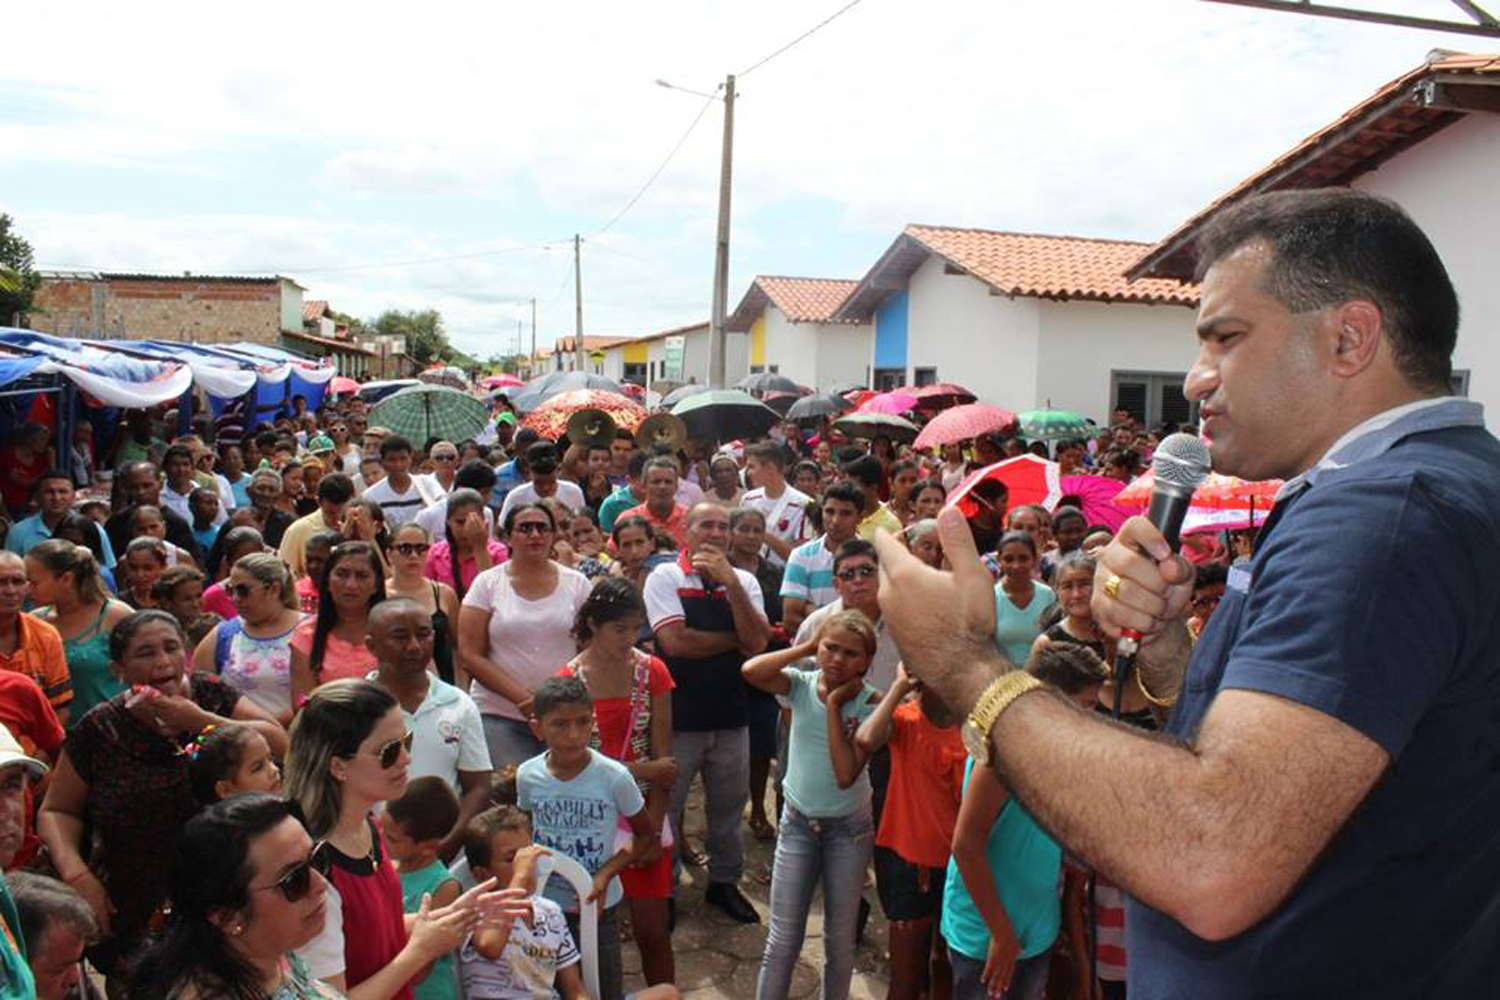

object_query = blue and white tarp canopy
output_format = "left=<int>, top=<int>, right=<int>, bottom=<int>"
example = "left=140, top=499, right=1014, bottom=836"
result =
left=0, top=329, right=194, bottom=406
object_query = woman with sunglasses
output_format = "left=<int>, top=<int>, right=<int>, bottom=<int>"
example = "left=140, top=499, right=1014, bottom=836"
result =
left=457, top=503, right=590, bottom=769
left=127, top=793, right=496, bottom=1000
left=195, top=553, right=304, bottom=726
left=384, top=523, right=460, bottom=686
left=39, top=611, right=288, bottom=985
left=291, top=543, right=386, bottom=709
left=285, top=679, right=495, bottom=999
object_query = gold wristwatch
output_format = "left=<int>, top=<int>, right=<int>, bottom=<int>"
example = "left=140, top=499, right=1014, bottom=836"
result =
left=961, top=671, right=1043, bottom=765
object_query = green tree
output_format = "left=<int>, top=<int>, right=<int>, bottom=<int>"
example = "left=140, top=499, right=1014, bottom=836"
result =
left=370, top=308, right=449, bottom=365
left=0, top=215, right=42, bottom=325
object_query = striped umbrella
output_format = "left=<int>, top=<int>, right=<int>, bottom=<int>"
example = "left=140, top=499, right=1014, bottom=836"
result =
left=1018, top=409, right=1092, bottom=441
left=520, top=389, right=647, bottom=441
left=369, top=385, right=489, bottom=443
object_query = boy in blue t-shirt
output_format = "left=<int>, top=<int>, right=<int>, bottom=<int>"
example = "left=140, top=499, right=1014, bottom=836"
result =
left=517, top=676, right=654, bottom=1000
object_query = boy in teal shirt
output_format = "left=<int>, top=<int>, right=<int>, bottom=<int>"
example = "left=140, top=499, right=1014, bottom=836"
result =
left=380, top=776, right=463, bottom=1000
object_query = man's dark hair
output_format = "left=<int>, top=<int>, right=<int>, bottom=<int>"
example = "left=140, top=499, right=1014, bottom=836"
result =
left=386, top=775, right=461, bottom=843
left=526, top=441, right=558, bottom=473
left=841, top=454, right=882, bottom=489
left=1194, top=562, right=1228, bottom=592
left=821, top=480, right=865, bottom=511
left=31, top=469, right=73, bottom=496
left=454, top=459, right=498, bottom=492
left=162, top=444, right=194, bottom=468
left=9, top=872, right=98, bottom=954
left=1194, top=188, right=1458, bottom=393
left=317, top=473, right=355, bottom=504
left=1103, top=448, right=1140, bottom=476
left=463, top=805, right=531, bottom=872
left=532, top=675, right=592, bottom=720
left=380, top=434, right=413, bottom=458
left=833, top=537, right=878, bottom=574
left=627, top=450, right=650, bottom=479
left=745, top=441, right=787, bottom=472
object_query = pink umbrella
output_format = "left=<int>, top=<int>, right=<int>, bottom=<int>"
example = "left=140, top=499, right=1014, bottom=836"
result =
left=913, top=403, right=1018, bottom=451
left=481, top=374, right=524, bottom=390
left=858, top=391, right=919, bottom=415
left=329, top=376, right=360, bottom=395
left=1058, top=474, right=1133, bottom=532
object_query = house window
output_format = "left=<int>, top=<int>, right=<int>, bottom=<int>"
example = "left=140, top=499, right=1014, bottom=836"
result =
left=750, top=365, right=764, bottom=375
left=872, top=367, right=904, bottom=391
left=1111, top=371, right=1199, bottom=430
left=623, top=362, right=647, bottom=385
left=913, top=367, right=938, bottom=387
left=1451, top=369, right=1471, bottom=396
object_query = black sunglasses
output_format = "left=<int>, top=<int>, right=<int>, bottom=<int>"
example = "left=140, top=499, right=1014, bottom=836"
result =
left=366, top=730, right=414, bottom=769
left=511, top=522, right=552, bottom=536
left=228, top=582, right=265, bottom=600
left=394, top=542, right=431, bottom=557
left=254, top=841, right=330, bottom=902
left=835, top=564, right=877, bottom=581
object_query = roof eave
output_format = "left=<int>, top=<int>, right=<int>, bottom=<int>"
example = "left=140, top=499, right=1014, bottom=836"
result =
left=833, top=233, right=932, bottom=322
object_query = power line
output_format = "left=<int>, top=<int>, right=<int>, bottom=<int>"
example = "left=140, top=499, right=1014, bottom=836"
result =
left=591, top=89, right=721, bottom=238
left=738, top=0, right=866, bottom=77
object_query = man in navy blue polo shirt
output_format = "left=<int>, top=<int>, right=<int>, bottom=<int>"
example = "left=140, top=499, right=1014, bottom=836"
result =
left=870, top=189, right=1500, bottom=997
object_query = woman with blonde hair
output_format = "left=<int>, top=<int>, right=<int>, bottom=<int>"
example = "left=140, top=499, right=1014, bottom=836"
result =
left=194, top=552, right=305, bottom=726
left=26, top=538, right=133, bottom=723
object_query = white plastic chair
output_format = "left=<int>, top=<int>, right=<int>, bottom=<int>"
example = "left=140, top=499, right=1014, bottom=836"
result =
left=540, top=852, right=600, bottom=999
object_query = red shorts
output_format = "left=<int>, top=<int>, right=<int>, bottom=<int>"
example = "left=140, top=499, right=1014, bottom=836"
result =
left=620, top=849, right=673, bottom=899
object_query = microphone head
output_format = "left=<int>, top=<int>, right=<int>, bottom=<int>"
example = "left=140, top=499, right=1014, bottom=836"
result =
left=1151, top=433, right=1212, bottom=493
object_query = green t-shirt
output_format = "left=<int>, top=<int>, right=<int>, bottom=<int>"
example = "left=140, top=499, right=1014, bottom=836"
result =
left=398, top=860, right=460, bottom=1000
left=598, top=485, right=642, bottom=533
left=0, top=879, right=34, bottom=999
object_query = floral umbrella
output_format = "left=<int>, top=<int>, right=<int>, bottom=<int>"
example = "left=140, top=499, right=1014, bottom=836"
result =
left=913, top=403, right=1018, bottom=451
left=1018, top=408, right=1092, bottom=441
left=912, top=382, right=978, bottom=410
left=520, top=389, right=646, bottom=441
left=1116, top=471, right=1283, bottom=536
left=417, top=366, right=470, bottom=391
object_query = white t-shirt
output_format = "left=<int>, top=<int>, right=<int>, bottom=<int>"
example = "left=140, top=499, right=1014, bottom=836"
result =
left=363, top=475, right=441, bottom=529
left=420, top=472, right=456, bottom=497
left=372, top=672, right=492, bottom=788
left=741, top=483, right=812, bottom=568
left=461, top=563, right=591, bottom=719
left=458, top=895, right=580, bottom=1000
left=498, top=480, right=586, bottom=523
left=414, top=497, right=496, bottom=542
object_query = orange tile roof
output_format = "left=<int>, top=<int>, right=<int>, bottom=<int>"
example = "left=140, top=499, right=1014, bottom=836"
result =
left=303, top=299, right=330, bottom=323
left=553, top=335, right=634, bottom=353
left=728, top=276, right=862, bottom=330
left=1130, top=52, right=1500, bottom=281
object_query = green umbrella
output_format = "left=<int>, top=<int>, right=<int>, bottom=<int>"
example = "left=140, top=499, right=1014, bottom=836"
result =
left=1018, top=409, right=1092, bottom=441
left=833, top=411, right=920, bottom=443
left=369, top=385, right=490, bottom=443
left=669, top=389, right=780, bottom=443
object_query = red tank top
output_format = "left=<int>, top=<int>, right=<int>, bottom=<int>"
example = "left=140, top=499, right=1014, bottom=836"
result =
left=328, top=819, right=413, bottom=1000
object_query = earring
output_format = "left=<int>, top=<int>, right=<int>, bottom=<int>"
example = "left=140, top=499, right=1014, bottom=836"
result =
left=229, top=923, right=244, bottom=936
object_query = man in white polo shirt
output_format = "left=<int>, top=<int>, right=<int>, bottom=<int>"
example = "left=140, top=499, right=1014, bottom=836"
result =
left=366, top=597, right=491, bottom=861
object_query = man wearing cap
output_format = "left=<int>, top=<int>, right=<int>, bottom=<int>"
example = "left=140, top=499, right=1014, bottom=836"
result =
left=497, top=442, right=585, bottom=522
left=488, top=427, right=537, bottom=514
left=0, top=723, right=51, bottom=996
left=242, top=467, right=295, bottom=550
left=307, top=433, right=339, bottom=473
left=416, top=461, right=497, bottom=541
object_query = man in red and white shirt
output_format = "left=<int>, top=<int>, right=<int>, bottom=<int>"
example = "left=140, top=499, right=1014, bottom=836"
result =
left=620, top=456, right=690, bottom=550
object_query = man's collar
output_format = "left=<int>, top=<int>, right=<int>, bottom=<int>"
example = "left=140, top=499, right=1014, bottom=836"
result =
left=1277, top=396, right=1484, bottom=500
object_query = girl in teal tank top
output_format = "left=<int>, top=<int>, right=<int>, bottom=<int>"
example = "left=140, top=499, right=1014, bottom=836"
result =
left=64, top=603, right=126, bottom=722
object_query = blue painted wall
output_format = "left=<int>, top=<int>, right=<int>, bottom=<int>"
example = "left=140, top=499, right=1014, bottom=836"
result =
left=874, top=290, right=908, bottom=370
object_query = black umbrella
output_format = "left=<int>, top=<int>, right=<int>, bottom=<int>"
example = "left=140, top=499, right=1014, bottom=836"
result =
left=738, top=372, right=803, bottom=396
left=786, top=392, right=853, bottom=424
left=660, top=383, right=714, bottom=408
left=510, top=370, right=624, bottom=414
left=827, top=381, right=866, bottom=396
left=670, top=390, right=781, bottom=443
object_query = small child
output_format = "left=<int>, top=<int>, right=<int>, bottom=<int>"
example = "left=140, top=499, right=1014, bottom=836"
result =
left=382, top=776, right=463, bottom=1000
left=855, top=662, right=967, bottom=1000
left=186, top=722, right=280, bottom=804
left=743, top=609, right=884, bottom=1000
left=942, top=643, right=1105, bottom=1000
left=518, top=676, right=653, bottom=1000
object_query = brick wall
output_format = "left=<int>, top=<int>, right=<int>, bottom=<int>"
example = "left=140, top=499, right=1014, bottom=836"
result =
left=30, top=276, right=285, bottom=343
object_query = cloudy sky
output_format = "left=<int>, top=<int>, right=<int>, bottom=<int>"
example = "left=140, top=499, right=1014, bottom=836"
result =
left=0, top=0, right=1487, bottom=357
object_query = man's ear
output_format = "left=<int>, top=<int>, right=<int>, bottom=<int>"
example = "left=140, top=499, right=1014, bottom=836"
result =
left=528, top=716, right=546, bottom=741
left=1329, top=300, right=1383, bottom=378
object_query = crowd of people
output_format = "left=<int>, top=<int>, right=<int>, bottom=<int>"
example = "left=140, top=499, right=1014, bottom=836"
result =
left=0, top=375, right=1241, bottom=1000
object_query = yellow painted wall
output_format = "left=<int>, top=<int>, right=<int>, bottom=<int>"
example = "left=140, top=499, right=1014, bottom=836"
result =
left=623, top=342, right=648, bottom=363
left=750, top=315, right=766, bottom=366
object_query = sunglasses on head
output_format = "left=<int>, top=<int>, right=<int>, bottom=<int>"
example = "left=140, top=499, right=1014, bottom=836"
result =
left=366, top=730, right=413, bottom=769
left=394, top=542, right=430, bottom=557
left=835, top=564, right=877, bottom=581
left=254, top=841, right=330, bottom=903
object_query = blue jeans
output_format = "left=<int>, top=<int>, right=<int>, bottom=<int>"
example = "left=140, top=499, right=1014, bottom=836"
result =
left=755, top=803, right=874, bottom=1000
left=949, top=945, right=1051, bottom=1000
left=482, top=714, right=545, bottom=771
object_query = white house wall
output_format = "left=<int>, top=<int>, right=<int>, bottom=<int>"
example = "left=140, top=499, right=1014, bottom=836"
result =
left=1034, top=299, right=1200, bottom=424
left=1350, top=112, right=1500, bottom=419
left=813, top=322, right=872, bottom=391
left=903, top=255, right=1043, bottom=409
left=763, top=308, right=815, bottom=386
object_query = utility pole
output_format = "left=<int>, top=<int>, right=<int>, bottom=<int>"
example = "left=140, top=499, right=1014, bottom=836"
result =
left=573, top=234, right=585, bottom=374
left=530, top=297, right=537, bottom=379
left=516, top=319, right=523, bottom=367
left=709, top=74, right=736, bottom=389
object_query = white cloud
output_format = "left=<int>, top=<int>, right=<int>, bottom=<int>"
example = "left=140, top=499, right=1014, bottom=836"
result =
left=1, top=0, right=1488, bottom=353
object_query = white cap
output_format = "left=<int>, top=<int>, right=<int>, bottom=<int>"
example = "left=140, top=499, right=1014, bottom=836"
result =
left=0, top=724, right=47, bottom=779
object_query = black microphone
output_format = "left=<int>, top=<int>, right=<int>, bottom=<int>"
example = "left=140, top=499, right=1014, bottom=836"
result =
left=1113, top=433, right=1211, bottom=717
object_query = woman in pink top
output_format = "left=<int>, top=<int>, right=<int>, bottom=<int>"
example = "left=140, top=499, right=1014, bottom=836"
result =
left=199, top=526, right=267, bottom=621
left=423, top=488, right=507, bottom=599
left=290, top=541, right=385, bottom=707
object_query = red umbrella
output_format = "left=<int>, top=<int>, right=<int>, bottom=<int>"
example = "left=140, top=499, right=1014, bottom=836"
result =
left=912, top=382, right=978, bottom=410
left=858, top=391, right=919, bottom=415
left=329, top=376, right=360, bottom=395
left=947, top=455, right=1062, bottom=519
left=520, top=389, right=646, bottom=441
left=913, top=403, right=1017, bottom=451
left=843, top=388, right=877, bottom=409
left=1115, top=471, right=1282, bottom=511
left=1058, top=474, right=1133, bottom=532
left=619, top=383, right=647, bottom=402
left=481, top=374, right=524, bottom=390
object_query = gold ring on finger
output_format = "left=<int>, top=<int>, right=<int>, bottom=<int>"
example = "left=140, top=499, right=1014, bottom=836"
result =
left=1103, top=574, right=1122, bottom=599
